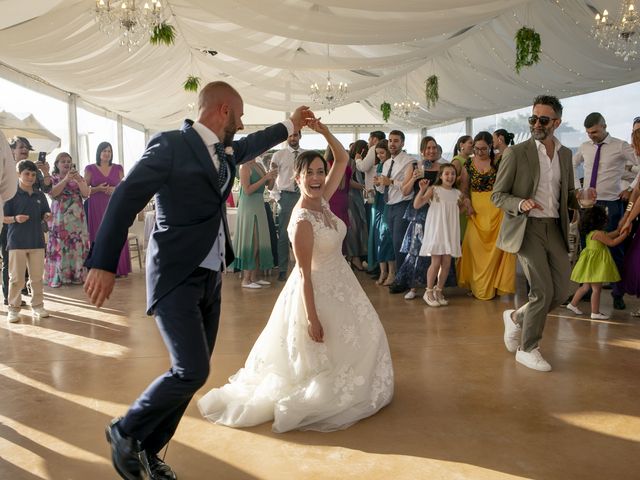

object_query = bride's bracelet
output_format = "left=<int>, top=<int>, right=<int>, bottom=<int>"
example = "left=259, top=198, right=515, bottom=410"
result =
left=626, top=201, right=634, bottom=212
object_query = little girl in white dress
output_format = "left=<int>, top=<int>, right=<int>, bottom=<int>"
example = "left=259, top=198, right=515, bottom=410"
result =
left=415, top=163, right=463, bottom=307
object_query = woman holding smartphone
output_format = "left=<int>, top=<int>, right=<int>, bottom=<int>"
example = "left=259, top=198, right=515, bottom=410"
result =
left=45, top=152, right=91, bottom=287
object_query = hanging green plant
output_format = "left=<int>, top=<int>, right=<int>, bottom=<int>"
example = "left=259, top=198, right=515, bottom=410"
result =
left=514, top=26, right=541, bottom=74
left=183, top=75, right=201, bottom=92
left=150, top=22, right=176, bottom=46
left=425, top=75, right=439, bottom=109
left=380, top=101, right=391, bottom=122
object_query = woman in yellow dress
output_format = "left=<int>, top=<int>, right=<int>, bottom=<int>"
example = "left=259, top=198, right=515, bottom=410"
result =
left=457, top=131, right=515, bottom=300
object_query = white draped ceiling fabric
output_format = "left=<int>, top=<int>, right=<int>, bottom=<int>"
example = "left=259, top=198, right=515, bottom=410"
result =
left=0, top=0, right=638, bottom=131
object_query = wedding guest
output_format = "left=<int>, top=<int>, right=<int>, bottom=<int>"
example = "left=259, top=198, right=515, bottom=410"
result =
left=377, top=130, right=414, bottom=277
left=4, top=160, right=51, bottom=323
left=0, top=130, right=17, bottom=213
left=415, top=164, right=463, bottom=306
left=393, top=136, right=441, bottom=298
left=45, top=153, right=90, bottom=287
left=232, top=157, right=278, bottom=288
left=346, top=140, right=369, bottom=270
left=85, top=142, right=131, bottom=277
left=451, top=135, right=473, bottom=237
left=369, top=140, right=395, bottom=285
left=493, top=95, right=580, bottom=372
left=492, top=129, right=515, bottom=162
left=573, top=112, right=637, bottom=310
left=620, top=128, right=640, bottom=316
left=457, top=131, right=516, bottom=300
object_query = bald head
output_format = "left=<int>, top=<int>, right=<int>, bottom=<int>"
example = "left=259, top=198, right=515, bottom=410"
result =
left=198, top=81, right=241, bottom=113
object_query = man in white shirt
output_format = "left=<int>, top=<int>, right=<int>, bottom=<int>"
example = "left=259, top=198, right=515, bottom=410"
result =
left=375, top=130, right=414, bottom=274
left=270, top=131, right=304, bottom=281
left=493, top=95, right=580, bottom=372
left=573, top=112, right=638, bottom=310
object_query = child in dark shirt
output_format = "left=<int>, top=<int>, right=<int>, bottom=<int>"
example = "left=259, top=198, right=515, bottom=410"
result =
left=3, top=160, right=51, bottom=323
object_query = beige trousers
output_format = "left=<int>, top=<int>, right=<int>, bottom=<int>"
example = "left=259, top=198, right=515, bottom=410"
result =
left=8, top=249, right=44, bottom=312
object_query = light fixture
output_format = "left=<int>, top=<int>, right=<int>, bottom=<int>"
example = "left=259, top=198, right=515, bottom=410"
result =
left=591, top=1, right=639, bottom=61
left=392, top=76, right=420, bottom=119
left=94, top=0, right=164, bottom=51
left=309, top=45, right=348, bottom=113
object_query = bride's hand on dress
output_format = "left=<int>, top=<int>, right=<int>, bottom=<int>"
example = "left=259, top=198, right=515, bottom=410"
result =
left=307, top=319, right=324, bottom=342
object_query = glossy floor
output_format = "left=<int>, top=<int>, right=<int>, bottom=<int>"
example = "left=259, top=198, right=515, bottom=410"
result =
left=1, top=271, right=639, bottom=479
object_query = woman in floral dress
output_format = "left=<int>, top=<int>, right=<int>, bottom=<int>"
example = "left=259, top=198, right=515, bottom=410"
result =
left=45, top=152, right=91, bottom=287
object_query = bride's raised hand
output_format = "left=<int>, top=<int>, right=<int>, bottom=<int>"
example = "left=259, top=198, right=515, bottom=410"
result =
left=307, top=318, right=324, bottom=343
left=307, top=118, right=329, bottom=136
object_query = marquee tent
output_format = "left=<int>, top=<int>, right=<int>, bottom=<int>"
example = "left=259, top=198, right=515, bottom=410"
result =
left=0, top=0, right=638, bottom=130
left=0, top=110, right=62, bottom=152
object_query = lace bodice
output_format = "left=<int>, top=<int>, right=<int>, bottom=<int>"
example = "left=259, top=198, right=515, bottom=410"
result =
left=287, top=203, right=346, bottom=266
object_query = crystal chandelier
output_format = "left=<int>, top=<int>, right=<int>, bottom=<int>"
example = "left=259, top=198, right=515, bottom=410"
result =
left=309, top=45, right=348, bottom=113
left=392, top=76, right=420, bottom=119
left=94, top=0, right=164, bottom=51
left=592, top=1, right=639, bottom=61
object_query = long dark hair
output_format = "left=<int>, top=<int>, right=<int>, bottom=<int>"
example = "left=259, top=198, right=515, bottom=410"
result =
left=494, top=129, right=514, bottom=146
left=96, top=141, right=113, bottom=165
left=349, top=139, right=368, bottom=160
left=453, top=135, right=472, bottom=156
left=579, top=205, right=608, bottom=238
left=473, top=131, right=496, bottom=166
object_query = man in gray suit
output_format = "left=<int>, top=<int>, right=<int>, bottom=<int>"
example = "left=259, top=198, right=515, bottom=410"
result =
left=492, top=95, right=579, bottom=372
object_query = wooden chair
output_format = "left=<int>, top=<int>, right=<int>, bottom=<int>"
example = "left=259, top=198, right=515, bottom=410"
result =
left=128, top=233, right=143, bottom=270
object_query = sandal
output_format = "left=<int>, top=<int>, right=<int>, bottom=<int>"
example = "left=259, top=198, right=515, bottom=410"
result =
left=423, top=288, right=440, bottom=307
left=434, top=287, right=449, bottom=306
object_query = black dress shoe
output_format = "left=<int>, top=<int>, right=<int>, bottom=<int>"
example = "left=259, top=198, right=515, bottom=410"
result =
left=105, top=418, right=143, bottom=480
left=139, top=450, right=177, bottom=480
left=613, top=296, right=626, bottom=310
left=277, top=272, right=287, bottom=282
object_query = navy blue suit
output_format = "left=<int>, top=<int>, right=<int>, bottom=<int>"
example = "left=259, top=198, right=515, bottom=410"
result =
left=86, top=119, right=288, bottom=453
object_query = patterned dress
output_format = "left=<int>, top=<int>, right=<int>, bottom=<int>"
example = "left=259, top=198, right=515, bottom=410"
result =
left=45, top=175, right=90, bottom=287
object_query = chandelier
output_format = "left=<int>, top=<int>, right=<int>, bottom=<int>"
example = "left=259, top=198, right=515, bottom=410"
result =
left=592, top=1, right=639, bottom=61
left=309, top=45, right=348, bottom=113
left=392, top=77, right=420, bottom=119
left=94, top=0, right=164, bottom=51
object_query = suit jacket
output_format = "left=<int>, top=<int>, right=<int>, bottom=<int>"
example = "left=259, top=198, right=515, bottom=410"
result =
left=85, top=119, right=288, bottom=313
left=491, top=137, right=579, bottom=254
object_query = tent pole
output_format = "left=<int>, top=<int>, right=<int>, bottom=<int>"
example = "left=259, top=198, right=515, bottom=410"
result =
left=68, top=93, right=79, bottom=162
left=465, top=117, right=473, bottom=136
left=117, top=115, right=124, bottom=167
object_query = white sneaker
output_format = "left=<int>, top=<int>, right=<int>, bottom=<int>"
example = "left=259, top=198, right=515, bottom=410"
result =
left=566, top=303, right=583, bottom=315
left=423, top=288, right=440, bottom=307
left=241, top=282, right=262, bottom=289
left=515, top=347, right=552, bottom=372
left=502, top=309, right=520, bottom=353
left=7, top=310, right=20, bottom=323
left=404, top=290, right=416, bottom=300
left=434, top=287, right=449, bottom=306
left=255, top=280, right=271, bottom=286
left=591, top=312, right=610, bottom=320
left=32, top=307, right=49, bottom=319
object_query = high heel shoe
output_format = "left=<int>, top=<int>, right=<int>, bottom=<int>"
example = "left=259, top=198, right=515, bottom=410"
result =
left=434, top=287, right=449, bottom=306
left=423, top=288, right=440, bottom=307
left=376, top=274, right=388, bottom=285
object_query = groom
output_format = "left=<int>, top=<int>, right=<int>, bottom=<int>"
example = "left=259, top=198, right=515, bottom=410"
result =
left=84, top=81, right=313, bottom=479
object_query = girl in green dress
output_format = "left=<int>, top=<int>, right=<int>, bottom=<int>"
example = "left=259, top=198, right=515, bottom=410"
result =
left=567, top=205, right=628, bottom=320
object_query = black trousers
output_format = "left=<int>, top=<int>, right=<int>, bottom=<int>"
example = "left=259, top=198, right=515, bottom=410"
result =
left=119, top=267, right=222, bottom=454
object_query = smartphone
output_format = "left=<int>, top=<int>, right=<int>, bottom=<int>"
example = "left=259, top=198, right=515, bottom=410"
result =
left=70, top=163, right=77, bottom=173
left=38, top=152, right=47, bottom=163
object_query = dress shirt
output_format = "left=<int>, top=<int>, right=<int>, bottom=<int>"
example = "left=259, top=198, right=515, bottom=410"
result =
left=192, top=121, right=232, bottom=272
left=375, top=151, right=414, bottom=204
left=355, top=146, right=377, bottom=191
left=573, top=134, right=638, bottom=201
left=528, top=138, right=561, bottom=219
left=271, top=145, right=305, bottom=193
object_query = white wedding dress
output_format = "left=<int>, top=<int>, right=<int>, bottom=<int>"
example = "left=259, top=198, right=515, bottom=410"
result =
left=198, top=202, right=394, bottom=432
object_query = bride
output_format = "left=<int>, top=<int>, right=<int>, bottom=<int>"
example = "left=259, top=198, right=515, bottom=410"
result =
left=198, top=120, right=394, bottom=433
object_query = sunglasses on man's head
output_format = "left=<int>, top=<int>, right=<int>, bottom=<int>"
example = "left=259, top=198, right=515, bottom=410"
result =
left=528, top=115, right=556, bottom=126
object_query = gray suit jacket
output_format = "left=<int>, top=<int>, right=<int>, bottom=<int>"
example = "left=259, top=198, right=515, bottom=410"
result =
left=491, top=137, right=579, bottom=254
